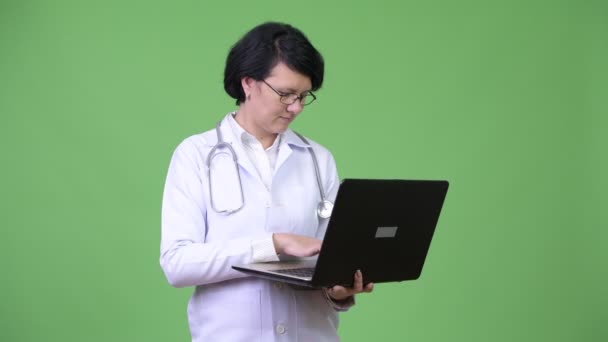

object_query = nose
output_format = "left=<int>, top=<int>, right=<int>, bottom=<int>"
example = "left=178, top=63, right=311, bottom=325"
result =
left=286, top=100, right=304, bottom=114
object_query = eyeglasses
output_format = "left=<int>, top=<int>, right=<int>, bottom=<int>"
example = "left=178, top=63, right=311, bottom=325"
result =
left=262, top=80, right=316, bottom=106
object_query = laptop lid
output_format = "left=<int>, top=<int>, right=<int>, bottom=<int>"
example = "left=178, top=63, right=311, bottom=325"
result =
left=311, top=179, right=449, bottom=287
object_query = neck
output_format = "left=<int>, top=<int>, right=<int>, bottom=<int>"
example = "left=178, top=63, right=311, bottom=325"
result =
left=234, top=108, right=278, bottom=149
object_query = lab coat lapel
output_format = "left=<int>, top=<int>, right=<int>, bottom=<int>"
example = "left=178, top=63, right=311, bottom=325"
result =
left=274, top=138, right=292, bottom=175
left=274, top=129, right=309, bottom=176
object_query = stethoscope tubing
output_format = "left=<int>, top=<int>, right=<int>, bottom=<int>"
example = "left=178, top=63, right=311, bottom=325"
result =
left=208, top=120, right=333, bottom=218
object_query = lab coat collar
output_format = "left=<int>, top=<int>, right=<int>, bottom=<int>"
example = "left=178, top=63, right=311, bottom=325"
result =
left=202, top=113, right=311, bottom=178
left=281, top=129, right=310, bottom=149
left=204, top=113, right=310, bottom=149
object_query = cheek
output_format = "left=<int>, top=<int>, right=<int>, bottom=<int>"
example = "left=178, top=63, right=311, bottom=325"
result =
left=254, top=94, right=279, bottom=112
left=263, top=102, right=286, bottom=119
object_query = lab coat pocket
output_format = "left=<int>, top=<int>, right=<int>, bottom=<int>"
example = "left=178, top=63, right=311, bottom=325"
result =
left=190, top=287, right=262, bottom=341
left=293, top=289, right=339, bottom=338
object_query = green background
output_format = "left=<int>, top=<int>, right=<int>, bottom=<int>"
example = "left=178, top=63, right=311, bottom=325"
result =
left=1, top=0, right=606, bottom=341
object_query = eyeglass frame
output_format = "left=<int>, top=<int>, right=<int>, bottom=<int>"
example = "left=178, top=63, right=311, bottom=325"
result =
left=261, top=80, right=317, bottom=106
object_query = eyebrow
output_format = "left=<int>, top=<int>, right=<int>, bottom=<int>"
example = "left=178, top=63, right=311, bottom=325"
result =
left=280, top=87, right=313, bottom=94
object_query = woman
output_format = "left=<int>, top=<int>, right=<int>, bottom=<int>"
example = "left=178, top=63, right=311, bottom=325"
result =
left=160, top=22, right=373, bottom=341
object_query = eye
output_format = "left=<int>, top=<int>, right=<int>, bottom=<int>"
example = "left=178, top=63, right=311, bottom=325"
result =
left=281, top=93, right=299, bottom=100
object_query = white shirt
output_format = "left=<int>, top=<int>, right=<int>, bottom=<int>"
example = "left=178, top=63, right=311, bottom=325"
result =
left=160, top=113, right=351, bottom=341
left=228, top=113, right=281, bottom=190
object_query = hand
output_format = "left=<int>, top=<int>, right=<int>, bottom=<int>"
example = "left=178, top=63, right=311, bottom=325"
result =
left=326, top=270, right=374, bottom=301
left=272, top=233, right=322, bottom=257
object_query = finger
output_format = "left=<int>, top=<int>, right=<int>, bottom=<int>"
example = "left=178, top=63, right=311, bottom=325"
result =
left=364, top=282, right=374, bottom=293
left=305, top=247, right=320, bottom=257
left=308, top=241, right=322, bottom=256
left=353, top=270, right=363, bottom=292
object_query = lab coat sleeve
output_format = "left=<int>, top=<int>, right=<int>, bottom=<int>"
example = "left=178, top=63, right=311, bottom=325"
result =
left=160, top=138, right=271, bottom=288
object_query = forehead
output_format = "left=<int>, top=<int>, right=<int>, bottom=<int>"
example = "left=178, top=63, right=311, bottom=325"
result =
left=266, top=62, right=312, bottom=91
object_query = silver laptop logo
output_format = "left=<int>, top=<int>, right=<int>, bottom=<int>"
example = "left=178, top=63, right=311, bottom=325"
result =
left=375, top=226, right=398, bottom=238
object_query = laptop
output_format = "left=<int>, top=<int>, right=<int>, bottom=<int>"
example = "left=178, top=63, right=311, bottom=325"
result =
left=232, top=178, right=449, bottom=288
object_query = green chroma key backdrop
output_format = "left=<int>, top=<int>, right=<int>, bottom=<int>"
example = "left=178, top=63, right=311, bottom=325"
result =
left=1, top=0, right=606, bottom=341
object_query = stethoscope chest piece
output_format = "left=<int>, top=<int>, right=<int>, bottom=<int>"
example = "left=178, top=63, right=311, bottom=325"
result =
left=317, top=200, right=334, bottom=219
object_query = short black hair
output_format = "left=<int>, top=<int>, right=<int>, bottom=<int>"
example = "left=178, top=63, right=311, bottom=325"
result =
left=224, top=22, right=325, bottom=105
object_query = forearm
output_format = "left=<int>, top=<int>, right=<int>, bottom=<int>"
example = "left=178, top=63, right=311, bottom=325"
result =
left=160, top=234, right=274, bottom=287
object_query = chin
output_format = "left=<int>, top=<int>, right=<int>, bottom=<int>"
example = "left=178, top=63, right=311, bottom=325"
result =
left=273, top=121, right=292, bottom=132
left=275, top=126, right=289, bottom=134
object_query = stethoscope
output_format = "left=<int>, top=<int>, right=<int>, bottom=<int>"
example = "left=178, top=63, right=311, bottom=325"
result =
left=206, top=120, right=334, bottom=219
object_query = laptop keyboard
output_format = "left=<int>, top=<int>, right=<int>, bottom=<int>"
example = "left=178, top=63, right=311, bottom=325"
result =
left=274, top=267, right=315, bottom=278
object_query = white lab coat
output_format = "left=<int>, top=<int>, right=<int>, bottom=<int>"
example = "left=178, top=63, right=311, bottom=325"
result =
left=160, top=113, right=344, bottom=341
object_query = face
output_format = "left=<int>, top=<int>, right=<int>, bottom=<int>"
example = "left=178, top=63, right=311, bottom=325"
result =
left=239, top=62, right=313, bottom=140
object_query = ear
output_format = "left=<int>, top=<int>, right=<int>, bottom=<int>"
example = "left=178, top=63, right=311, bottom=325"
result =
left=241, top=77, right=257, bottom=98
